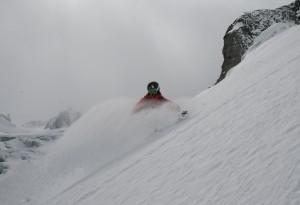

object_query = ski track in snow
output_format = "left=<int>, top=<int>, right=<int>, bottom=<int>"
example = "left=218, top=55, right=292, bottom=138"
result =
left=1, top=26, right=300, bottom=205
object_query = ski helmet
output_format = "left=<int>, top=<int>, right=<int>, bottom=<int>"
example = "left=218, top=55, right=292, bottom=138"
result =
left=147, top=81, right=160, bottom=94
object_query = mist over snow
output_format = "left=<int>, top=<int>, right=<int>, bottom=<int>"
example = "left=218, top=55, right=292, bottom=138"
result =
left=0, top=0, right=293, bottom=123
left=0, top=99, right=192, bottom=203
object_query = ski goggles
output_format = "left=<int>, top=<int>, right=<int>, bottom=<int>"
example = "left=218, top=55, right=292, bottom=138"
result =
left=148, top=87, right=159, bottom=94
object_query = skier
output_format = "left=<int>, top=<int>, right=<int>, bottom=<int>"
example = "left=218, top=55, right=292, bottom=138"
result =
left=133, top=81, right=171, bottom=113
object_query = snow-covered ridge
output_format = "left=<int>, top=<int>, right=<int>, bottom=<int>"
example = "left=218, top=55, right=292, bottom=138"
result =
left=217, top=0, right=300, bottom=83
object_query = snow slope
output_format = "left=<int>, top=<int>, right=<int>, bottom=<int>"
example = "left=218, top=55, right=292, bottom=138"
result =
left=1, top=25, right=300, bottom=205
left=44, top=25, right=300, bottom=205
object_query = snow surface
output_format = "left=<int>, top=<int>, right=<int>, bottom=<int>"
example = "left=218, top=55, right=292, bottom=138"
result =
left=1, top=25, right=300, bottom=205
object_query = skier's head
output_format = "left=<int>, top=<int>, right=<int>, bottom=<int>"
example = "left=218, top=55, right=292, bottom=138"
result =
left=147, top=81, right=160, bottom=95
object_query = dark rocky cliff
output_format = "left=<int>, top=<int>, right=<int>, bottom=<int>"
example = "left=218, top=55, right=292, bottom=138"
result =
left=216, top=0, right=300, bottom=84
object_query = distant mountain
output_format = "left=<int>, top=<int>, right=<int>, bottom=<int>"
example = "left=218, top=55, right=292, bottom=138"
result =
left=44, top=109, right=81, bottom=129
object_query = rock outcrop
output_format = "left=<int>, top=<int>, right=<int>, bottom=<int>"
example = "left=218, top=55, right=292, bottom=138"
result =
left=216, top=0, right=300, bottom=83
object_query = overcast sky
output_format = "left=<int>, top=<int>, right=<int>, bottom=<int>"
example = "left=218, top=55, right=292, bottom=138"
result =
left=0, top=0, right=293, bottom=124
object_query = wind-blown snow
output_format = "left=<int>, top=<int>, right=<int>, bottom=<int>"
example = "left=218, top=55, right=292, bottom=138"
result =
left=1, top=25, right=300, bottom=205
left=0, top=99, right=189, bottom=204
left=44, top=100, right=186, bottom=182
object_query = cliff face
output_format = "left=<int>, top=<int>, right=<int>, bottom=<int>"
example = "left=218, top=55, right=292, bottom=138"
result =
left=216, top=0, right=300, bottom=83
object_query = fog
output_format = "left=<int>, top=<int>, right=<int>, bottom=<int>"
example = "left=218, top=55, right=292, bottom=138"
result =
left=0, top=0, right=292, bottom=124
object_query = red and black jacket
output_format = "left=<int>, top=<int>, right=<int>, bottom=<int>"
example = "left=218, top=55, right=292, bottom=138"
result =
left=133, top=91, right=170, bottom=113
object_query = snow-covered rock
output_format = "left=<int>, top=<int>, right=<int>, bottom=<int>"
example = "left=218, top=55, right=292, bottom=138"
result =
left=45, top=110, right=81, bottom=130
left=217, top=0, right=300, bottom=83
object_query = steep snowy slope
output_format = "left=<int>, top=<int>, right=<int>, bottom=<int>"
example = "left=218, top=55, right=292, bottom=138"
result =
left=42, top=25, right=300, bottom=205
